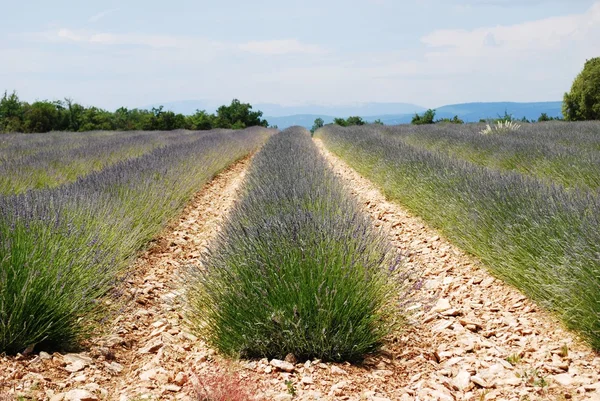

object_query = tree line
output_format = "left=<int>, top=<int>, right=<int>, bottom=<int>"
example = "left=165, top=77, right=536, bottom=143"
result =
left=0, top=92, right=269, bottom=133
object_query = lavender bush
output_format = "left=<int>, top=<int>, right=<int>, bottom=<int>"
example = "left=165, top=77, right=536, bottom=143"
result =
left=317, top=124, right=600, bottom=349
left=0, top=127, right=271, bottom=354
left=186, top=127, right=405, bottom=362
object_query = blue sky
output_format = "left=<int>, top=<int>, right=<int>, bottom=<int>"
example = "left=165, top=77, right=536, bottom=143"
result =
left=1, top=0, right=598, bottom=110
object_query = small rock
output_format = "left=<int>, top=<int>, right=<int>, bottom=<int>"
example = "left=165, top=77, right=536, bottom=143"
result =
left=174, top=372, right=187, bottom=386
left=441, top=308, right=461, bottom=317
left=331, top=365, right=348, bottom=375
left=139, top=338, right=163, bottom=354
left=553, top=373, right=575, bottom=387
left=273, top=394, right=293, bottom=401
left=301, top=376, right=314, bottom=385
left=63, top=354, right=92, bottom=373
left=452, top=370, right=472, bottom=391
left=106, top=361, right=124, bottom=374
left=50, top=394, right=65, bottom=401
left=330, top=381, right=347, bottom=396
left=270, top=359, right=295, bottom=372
left=432, top=298, right=451, bottom=313
left=471, top=375, right=490, bottom=388
left=64, top=389, right=98, bottom=401
left=164, top=384, right=181, bottom=392
left=40, top=351, right=52, bottom=360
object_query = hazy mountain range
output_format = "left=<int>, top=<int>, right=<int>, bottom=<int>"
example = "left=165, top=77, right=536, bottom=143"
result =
left=146, top=100, right=563, bottom=129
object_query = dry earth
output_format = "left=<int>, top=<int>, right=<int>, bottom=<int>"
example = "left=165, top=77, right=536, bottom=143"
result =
left=1, top=142, right=600, bottom=401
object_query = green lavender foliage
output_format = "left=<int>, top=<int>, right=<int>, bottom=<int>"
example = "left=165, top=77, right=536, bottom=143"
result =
left=390, top=122, right=600, bottom=191
left=0, top=128, right=271, bottom=354
left=187, top=127, right=404, bottom=362
left=317, top=124, right=600, bottom=349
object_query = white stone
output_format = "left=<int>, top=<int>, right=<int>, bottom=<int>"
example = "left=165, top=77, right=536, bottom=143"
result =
left=64, top=389, right=98, bottom=401
left=270, top=359, right=295, bottom=372
left=452, top=370, right=472, bottom=391
left=432, top=298, right=451, bottom=313
left=553, top=373, right=575, bottom=387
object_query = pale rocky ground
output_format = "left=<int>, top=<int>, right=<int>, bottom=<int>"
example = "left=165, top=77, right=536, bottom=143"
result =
left=1, top=143, right=600, bottom=401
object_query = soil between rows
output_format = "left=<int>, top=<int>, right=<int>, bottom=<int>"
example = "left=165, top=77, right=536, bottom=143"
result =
left=1, top=143, right=599, bottom=401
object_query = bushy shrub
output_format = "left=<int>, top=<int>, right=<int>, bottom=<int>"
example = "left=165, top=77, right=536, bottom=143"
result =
left=411, top=109, right=436, bottom=125
left=187, top=127, right=403, bottom=362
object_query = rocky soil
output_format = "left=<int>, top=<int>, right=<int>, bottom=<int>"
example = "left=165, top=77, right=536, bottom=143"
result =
left=1, top=143, right=599, bottom=401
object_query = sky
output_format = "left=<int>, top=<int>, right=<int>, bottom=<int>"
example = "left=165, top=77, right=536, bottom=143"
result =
left=1, top=0, right=599, bottom=110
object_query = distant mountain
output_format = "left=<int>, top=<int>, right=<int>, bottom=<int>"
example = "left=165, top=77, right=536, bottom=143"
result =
left=266, top=101, right=564, bottom=129
left=143, top=100, right=564, bottom=129
left=256, top=102, right=426, bottom=118
left=266, top=114, right=337, bottom=129
left=433, top=101, right=563, bottom=122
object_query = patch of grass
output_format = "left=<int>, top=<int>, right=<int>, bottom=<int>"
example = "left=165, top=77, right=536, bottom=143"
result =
left=506, top=354, right=522, bottom=365
left=559, top=344, right=569, bottom=358
left=187, top=127, right=406, bottom=362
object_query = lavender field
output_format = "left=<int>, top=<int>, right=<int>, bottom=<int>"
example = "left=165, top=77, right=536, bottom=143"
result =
left=316, top=122, right=600, bottom=349
left=0, top=128, right=271, bottom=353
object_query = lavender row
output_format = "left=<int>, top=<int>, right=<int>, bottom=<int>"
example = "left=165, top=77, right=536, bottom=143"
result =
left=317, top=124, right=600, bottom=349
left=186, top=127, right=407, bottom=362
left=389, top=122, right=600, bottom=190
left=0, top=127, right=271, bottom=354
left=0, top=130, right=205, bottom=194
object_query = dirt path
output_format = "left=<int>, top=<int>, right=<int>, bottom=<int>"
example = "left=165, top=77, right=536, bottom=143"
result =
left=314, top=139, right=600, bottom=401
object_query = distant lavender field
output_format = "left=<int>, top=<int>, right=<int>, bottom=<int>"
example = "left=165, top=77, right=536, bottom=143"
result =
left=0, top=130, right=205, bottom=194
left=0, top=128, right=271, bottom=354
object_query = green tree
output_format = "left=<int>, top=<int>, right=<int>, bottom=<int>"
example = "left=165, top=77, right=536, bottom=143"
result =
left=214, top=99, right=268, bottom=129
left=436, top=115, right=464, bottom=124
left=373, top=119, right=384, bottom=125
left=187, top=110, right=215, bottom=130
left=333, top=117, right=348, bottom=127
left=65, top=98, right=85, bottom=131
left=346, top=116, right=365, bottom=126
left=311, top=117, right=324, bottom=134
left=563, top=58, right=600, bottom=121
left=22, top=101, right=61, bottom=133
left=333, top=116, right=365, bottom=127
left=411, top=109, right=436, bottom=125
left=0, top=91, right=24, bottom=132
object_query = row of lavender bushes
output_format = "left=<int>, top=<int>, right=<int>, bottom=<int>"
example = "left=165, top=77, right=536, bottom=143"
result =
left=0, top=130, right=202, bottom=194
left=0, top=128, right=271, bottom=354
left=316, top=124, right=600, bottom=349
left=390, top=121, right=600, bottom=191
left=186, top=127, right=407, bottom=362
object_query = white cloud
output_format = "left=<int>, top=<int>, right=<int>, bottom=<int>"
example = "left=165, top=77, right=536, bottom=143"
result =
left=26, top=28, right=223, bottom=51
left=89, top=8, right=120, bottom=23
left=422, top=2, right=600, bottom=52
left=239, top=39, right=327, bottom=55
